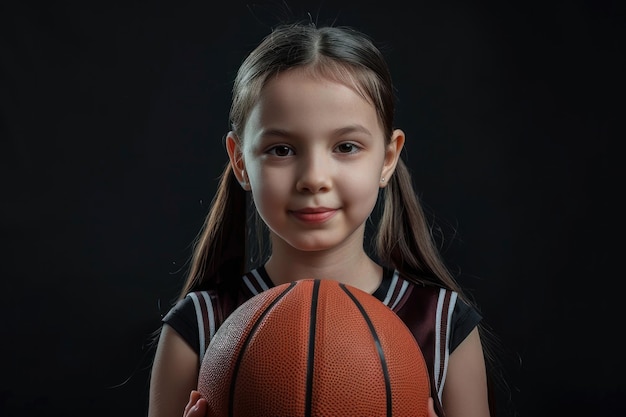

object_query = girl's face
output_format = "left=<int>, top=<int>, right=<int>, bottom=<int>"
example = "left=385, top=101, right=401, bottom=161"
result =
left=227, top=69, right=404, bottom=254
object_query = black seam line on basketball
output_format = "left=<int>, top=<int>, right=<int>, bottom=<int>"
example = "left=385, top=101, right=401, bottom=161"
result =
left=227, top=281, right=298, bottom=417
left=340, top=283, right=393, bottom=417
left=304, top=279, right=320, bottom=417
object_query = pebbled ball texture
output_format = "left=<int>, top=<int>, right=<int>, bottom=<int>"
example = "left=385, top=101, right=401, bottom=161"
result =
left=198, top=278, right=430, bottom=417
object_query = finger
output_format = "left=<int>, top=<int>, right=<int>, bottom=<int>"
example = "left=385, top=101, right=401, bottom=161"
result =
left=188, top=398, right=208, bottom=417
left=183, top=390, right=202, bottom=416
left=427, top=397, right=439, bottom=417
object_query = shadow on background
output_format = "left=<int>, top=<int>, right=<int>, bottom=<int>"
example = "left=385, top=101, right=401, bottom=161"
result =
left=1, top=1, right=623, bottom=416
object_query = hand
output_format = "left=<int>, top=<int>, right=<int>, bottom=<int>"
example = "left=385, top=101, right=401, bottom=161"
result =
left=428, top=397, right=439, bottom=417
left=183, top=390, right=207, bottom=417
left=181, top=390, right=439, bottom=417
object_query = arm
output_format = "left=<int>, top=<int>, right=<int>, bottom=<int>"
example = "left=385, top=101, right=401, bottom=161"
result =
left=441, top=327, right=491, bottom=417
left=148, top=323, right=200, bottom=417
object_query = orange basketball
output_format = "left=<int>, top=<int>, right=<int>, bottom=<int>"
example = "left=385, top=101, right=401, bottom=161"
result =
left=198, top=278, right=430, bottom=417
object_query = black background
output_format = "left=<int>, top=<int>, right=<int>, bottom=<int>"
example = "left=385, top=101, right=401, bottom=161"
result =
left=1, top=1, right=623, bottom=416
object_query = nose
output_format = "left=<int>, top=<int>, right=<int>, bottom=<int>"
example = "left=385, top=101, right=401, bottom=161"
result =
left=295, top=151, right=332, bottom=193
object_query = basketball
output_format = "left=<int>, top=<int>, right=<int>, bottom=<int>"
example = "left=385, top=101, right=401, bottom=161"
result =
left=197, top=278, right=431, bottom=417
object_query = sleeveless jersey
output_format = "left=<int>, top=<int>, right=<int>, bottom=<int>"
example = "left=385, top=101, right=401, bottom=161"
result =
left=163, top=265, right=482, bottom=416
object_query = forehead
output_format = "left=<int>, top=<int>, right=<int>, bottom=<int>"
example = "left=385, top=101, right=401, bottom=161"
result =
left=243, top=69, right=383, bottom=138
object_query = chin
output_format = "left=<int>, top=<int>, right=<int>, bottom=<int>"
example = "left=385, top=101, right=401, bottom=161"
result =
left=282, top=237, right=337, bottom=252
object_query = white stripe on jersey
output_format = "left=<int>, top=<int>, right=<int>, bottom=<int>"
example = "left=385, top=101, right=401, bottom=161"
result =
left=243, top=269, right=270, bottom=295
left=200, top=291, right=216, bottom=340
left=434, top=288, right=458, bottom=402
left=438, top=291, right=457, bottom=400
left=381, top=270, right=409, bottom=310
left=390, top=279, right=409, bottom=310
left=382, top=271, right=399, bottom=306
left=188, top=292, right=206, bottom=363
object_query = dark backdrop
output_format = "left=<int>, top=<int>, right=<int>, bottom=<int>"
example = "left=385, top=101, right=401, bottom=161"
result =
left=1, top=1, right=623, bottom=416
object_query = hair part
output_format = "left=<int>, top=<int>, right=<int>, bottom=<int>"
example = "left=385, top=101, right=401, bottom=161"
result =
left=230, top=23, right=394, bottom=139
left=172, top=21, right=506, bottom=409
left=179, top=21, right=463, bottom=300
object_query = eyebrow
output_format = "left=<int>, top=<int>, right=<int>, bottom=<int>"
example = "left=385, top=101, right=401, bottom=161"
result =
left=260, top=124, right=373, bottom=139
left=332, top=124, right=373, bottom=137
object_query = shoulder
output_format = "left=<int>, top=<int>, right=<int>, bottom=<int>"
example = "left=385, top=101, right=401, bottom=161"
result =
left=161, top=290, right=219, bottom=359
left=161, top=266, right=273, bottom=360
left=388, top=271, right=482, bottom=352
left=378, top=269, right=452, bottom=315
left=388, top=271, right=483, bottom=407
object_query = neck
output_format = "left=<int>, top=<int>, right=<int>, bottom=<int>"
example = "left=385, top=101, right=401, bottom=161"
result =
left=264, top=235, right=382, bottom=294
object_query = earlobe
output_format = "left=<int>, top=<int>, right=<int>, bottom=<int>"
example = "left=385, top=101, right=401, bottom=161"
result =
left=380, top=129, right=405, bottom=187
left=240, top=169, right=250, bottom=190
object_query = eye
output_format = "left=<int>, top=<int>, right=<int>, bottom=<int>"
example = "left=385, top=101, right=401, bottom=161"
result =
left=335, top=142, right=361, bottom=154
left=266, top=145, right=294, bottom=157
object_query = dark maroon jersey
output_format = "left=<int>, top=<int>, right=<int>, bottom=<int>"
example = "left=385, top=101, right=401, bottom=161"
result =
left=163, top=265, right=482, bottom=416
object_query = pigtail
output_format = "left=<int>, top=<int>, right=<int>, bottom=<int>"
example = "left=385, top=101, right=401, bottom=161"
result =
left=177, top=163, right=247, bottom=300
left=377, top=159, right=463, bottom=294
left=381, top=159, right=504, bottom=408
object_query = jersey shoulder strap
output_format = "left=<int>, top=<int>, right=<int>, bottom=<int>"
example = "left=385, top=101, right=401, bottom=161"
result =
left=187, top=287, right=239, bottom=363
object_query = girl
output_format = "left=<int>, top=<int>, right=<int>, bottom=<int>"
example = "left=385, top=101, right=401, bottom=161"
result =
left=148, top=22, right=493, bottom=417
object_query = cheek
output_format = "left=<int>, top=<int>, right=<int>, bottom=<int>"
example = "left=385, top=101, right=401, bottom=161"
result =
left=248, top=167, right=289, bottom=207
left=338, top=171, right=380, bottom=207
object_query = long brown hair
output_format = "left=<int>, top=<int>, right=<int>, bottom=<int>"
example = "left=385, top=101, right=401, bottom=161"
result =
left=178, top=22, right=467, bottom=300
left=175, top=21, right=506, bottom=411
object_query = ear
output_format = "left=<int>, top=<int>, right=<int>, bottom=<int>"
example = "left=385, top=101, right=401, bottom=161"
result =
left=380, top=128, right=405, bottom=188
left=225, top=131, right=250, bottom=190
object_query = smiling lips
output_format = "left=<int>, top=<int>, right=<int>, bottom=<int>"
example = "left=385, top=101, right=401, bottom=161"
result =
left=290, top=207, right=338, bottom=223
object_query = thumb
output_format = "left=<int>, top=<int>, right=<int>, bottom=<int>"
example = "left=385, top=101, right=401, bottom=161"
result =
left=183, top=390, right=204, bottom=416
left=427, top=397, right=439, bottom=417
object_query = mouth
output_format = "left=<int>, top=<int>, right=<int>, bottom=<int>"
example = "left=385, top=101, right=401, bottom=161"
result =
left=289, top=207, right=338, bottom=223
